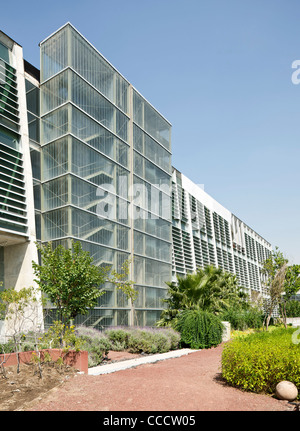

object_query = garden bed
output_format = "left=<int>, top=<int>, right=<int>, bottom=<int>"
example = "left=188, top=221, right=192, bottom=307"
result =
left=0, top=349, right=140, bottom=411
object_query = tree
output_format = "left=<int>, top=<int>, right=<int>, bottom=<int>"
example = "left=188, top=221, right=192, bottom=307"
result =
left=0, top=286, right=44, bottom=374
left=32, top=241, right=136, bottom=326
left=284, top=264, right=300, bottom=300
left=261, top=247, right=288, bottom=330
left=157, top=265, right=243, bottom=327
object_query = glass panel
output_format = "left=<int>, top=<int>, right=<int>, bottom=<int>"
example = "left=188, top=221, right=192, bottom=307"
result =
left=133, top=90, right=171, bottom=150
left=41, top=70, right=68, bottom=114
left=71, top=207, right=129, bottom=250
left=26, top=86, right=40, bottom=116
left=42, top=105, right=69, bottom=143
left=70, top=176, right=129, bottom=224
left=70, top=26, right=129, bottom=112
left=133, top=255, right=171, bottom=288
left=0, top=126, right=20, bottom=151
left=133, top=124, right=171, bottom=173
left=42, top=137, right=68, bottom=181
left=0, top=43, right=10, bottom=64
left=133, top=207, right=171, bottom=241
left=70, top=106, right=128, bottom=165
left=41, top=25, right=69, bottom=82
left=43, top=207, right=69, bottom=240
left=134, top=230, right=171, bottom=262
left=71, top=137, right=128, bottom=199
left=134, top=150, right=171, bottom=188
left=43, top=176, right=69, bottom=210
left=70, top=71, right=128, bottom=141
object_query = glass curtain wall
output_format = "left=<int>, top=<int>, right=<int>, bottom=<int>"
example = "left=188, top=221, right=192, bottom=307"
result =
left=132, top=90, right=172, bottom=326
left=40, top=23, right=172, bottom=328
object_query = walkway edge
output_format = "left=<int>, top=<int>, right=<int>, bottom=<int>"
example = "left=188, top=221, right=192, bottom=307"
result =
left=88, top=348, right=200, bottom=375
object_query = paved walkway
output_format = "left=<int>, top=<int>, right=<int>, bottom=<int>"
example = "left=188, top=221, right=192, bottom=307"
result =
left=88, top=348, right=198, bottom=375
left=26, top=344, right=294, bottom=412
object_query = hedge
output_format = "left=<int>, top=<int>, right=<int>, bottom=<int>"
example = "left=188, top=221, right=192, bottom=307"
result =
left=221, top=327, right=300, bottom=396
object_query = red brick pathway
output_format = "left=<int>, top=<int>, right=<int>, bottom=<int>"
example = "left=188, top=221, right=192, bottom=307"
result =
left=26, top=344, right=293, bottom=412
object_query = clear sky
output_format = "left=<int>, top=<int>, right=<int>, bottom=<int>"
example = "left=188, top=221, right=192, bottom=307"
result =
left=2, top=0, right=300, bottom=264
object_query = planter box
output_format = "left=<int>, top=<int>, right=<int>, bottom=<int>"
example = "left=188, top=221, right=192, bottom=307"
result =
left=0, top=349, right=88, bottom=374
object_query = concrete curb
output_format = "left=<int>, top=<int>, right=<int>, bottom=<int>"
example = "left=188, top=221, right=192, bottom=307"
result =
left=88, top=348, right=199, bottom=376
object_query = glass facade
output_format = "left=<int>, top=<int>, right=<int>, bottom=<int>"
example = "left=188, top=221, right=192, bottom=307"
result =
left=40, top=23, right=172, bottom=328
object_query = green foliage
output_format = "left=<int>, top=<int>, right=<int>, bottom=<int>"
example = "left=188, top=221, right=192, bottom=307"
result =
left=75, top=326, right=112, bottom=367
left=221, top=306, right=264, bottom=331
left=284, top=300, right=300, bottom=318
left=103, top=327, right=131, bottom=350
left=104, top=326, right=181, bottom=355
left=175, top=309, right=224, bottom=349
left=285, top=265, right=300, bottom=299
left=33, top=241, right=137, bottom=324
left=38, top=321, right=83, bottom=352
left=222, top=327, right=300, bottom=396
left=157, top=265, right=244, bottom=327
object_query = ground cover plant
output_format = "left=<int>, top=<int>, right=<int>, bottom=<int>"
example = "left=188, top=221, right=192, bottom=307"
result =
left=75, top=325, right=181, bottom=367
left=222, top=327, right=300, bottom=397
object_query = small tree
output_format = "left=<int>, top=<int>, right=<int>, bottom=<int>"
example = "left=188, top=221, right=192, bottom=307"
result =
left=32, top=241, right=136, bottom=326
left=0, top=286, right=43, bottom=374
left=261, top=247, right=288, bottom=330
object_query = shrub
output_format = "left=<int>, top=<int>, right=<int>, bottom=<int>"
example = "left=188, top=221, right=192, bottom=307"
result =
left=157, top=327, right=181, bottom=350
left=221, top=307, right=264, bottom=331
left=284, top=300, right=300, bottom=318
left=175, top=309, right=224, bottom=349
left=105, top=326, right=180, bottom=354
left=222, top=327, right=300, bottom=396
left=104, top=327, right=131, bottom=351
left=39, top=321, right=83, bottom=352
left=75, top=326, right=112, bottom=367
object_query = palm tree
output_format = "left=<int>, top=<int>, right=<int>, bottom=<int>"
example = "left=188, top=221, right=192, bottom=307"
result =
left=157, top=265, right=242, bottom=326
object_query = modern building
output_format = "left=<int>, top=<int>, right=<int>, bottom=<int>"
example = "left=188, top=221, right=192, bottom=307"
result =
left=171, top=168, right=272, bottom=302
left=0, top=24, right=273, bottom=334
left=0, top=31, right=42, bottom=338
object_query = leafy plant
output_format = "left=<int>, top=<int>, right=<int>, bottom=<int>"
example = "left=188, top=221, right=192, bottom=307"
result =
left=39, top=321, right=83, bottom=352
left=221, top=306, right=264, bottom=330
left=157, top=265, right=244, bottom=327
left=75, top=325, right=112, bottom=367
left=104, top=326, right=181, bottom=355
left=175, top=309, right=224, bottom=349
left=222, top=327, right=300, bottom=396
left=33, top=241, right=136, bottom=325
left=284, top=300, right=300, bottom=318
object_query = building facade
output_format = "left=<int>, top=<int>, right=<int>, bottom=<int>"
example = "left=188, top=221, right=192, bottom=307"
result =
left=171, top=168, right=272, bottom=302
left=0, top=31, right=42, bottom=338
left=0, top=24, right=273, bottom=333
left=39, top=23, right=172, bottom=328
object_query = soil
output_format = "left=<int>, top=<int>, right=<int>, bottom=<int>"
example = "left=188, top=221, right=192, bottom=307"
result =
left=0, top=362, right=77, bottom=411
left=0, top=350, right=143, bottom=412
left=1, top=346, right=299, bottom=412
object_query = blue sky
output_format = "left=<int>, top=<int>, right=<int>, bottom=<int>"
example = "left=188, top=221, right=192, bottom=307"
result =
left=2, top=0, right=300, bottom=264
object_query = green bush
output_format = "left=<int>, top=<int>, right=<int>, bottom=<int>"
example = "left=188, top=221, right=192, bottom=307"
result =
left=104, top=327, right=131, bottom=351
left=222, top=327, right=300, bottom=396
left=175, top=309, right=224, bottom=349
left=75, top=326, right=112, bottom=367
left=105, top=326, right=180, bottom=354
left=284, top=300, right=300, bottom=318
left=221, top=307, right=264, bottom=331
